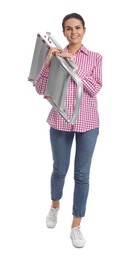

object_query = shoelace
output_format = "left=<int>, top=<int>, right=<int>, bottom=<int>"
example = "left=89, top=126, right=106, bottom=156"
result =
left=48, top=209, right=57, bottom=221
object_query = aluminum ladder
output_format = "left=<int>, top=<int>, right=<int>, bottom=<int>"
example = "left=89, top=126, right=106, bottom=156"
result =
left=28, top=32, right=83, bottom=125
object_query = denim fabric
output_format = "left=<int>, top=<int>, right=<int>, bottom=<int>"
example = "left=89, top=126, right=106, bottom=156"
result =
left=50, top=127, right=99, bottom=217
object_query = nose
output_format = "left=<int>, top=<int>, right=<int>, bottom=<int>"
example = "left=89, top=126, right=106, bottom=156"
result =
left=71, top=28, right=76, bottom=34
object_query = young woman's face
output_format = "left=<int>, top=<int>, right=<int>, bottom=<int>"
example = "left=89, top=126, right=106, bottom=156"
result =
left=63, top=18, right=86, bottom=45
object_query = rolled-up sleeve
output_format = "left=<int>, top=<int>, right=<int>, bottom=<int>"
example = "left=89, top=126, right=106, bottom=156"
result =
left=77, top=55, right=103, bottom=97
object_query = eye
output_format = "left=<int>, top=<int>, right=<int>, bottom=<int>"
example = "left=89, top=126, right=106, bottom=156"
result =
left=66, top=27, right=71, bottom=31
left=76, top=26, right=81, bottom=30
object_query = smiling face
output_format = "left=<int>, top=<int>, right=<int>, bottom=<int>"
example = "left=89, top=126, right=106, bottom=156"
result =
left=63, top=18, right=86, bottom=46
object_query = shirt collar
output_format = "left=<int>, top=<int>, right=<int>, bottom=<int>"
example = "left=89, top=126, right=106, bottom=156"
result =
left=65, top=45, right=89, bottom=56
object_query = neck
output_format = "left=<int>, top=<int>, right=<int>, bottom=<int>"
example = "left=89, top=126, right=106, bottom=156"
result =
left=67, top=43, right=82, bottom=54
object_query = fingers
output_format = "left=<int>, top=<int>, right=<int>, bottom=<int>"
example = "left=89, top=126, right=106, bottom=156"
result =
left=48, top=48, right=75, bottom=62
left=57, top=51, right=74, bottom=60
left=51, top=48, right=63, bottom=56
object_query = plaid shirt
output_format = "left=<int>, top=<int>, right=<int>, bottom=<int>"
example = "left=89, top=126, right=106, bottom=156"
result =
left=34, top=45, right=103, bottom=132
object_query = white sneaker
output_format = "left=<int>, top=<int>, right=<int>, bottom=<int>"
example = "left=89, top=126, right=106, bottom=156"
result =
left=46, top=207, right=59, bottom=228
left=70, top=226, right=86, bottom=248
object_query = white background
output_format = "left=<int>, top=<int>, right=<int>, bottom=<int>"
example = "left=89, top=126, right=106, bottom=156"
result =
left=0, top=0, right=132, bottom=259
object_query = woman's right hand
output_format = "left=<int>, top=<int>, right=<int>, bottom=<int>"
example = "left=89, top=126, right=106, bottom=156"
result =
left=44, top=47, right=63, bottom=68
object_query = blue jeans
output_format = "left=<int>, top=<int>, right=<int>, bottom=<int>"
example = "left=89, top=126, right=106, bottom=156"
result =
left=50, top=127, right=99, bottom=217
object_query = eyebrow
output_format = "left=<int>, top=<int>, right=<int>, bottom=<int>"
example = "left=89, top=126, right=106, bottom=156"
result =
left=65, top=25, right=82, bottom=29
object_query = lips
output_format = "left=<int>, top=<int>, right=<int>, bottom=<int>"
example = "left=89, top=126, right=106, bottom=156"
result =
left=71, top=36, right=79, bottom=39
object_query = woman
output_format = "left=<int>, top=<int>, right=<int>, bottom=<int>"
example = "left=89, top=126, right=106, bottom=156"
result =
left=34, top=13, right=103, bottom=248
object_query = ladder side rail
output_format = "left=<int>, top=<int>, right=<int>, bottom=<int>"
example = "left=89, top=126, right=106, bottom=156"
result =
left=36, top=35, right=50, bottom=78
left=54, top=56, right=84, bottom=124
left=69, top=76, right=83, bottom=124
left=28, top=34, right=50, bottom=83
left=28, top=34, right=42, bottom=82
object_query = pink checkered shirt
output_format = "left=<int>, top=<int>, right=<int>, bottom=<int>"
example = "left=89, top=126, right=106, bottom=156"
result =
left=34, top=45, right=103, bottom=132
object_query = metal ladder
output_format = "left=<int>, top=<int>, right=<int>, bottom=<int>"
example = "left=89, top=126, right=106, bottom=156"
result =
left=28, top=32, right=83, bottom=125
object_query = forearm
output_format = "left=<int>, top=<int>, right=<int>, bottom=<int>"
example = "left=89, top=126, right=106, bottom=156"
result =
left=77, top=55, right=103, bottom=96
left=77, top=69, right=102, bottom=96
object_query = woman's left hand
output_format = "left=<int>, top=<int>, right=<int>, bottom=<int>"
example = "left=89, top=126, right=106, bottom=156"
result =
left=57, top=50, right=75, bottom=62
